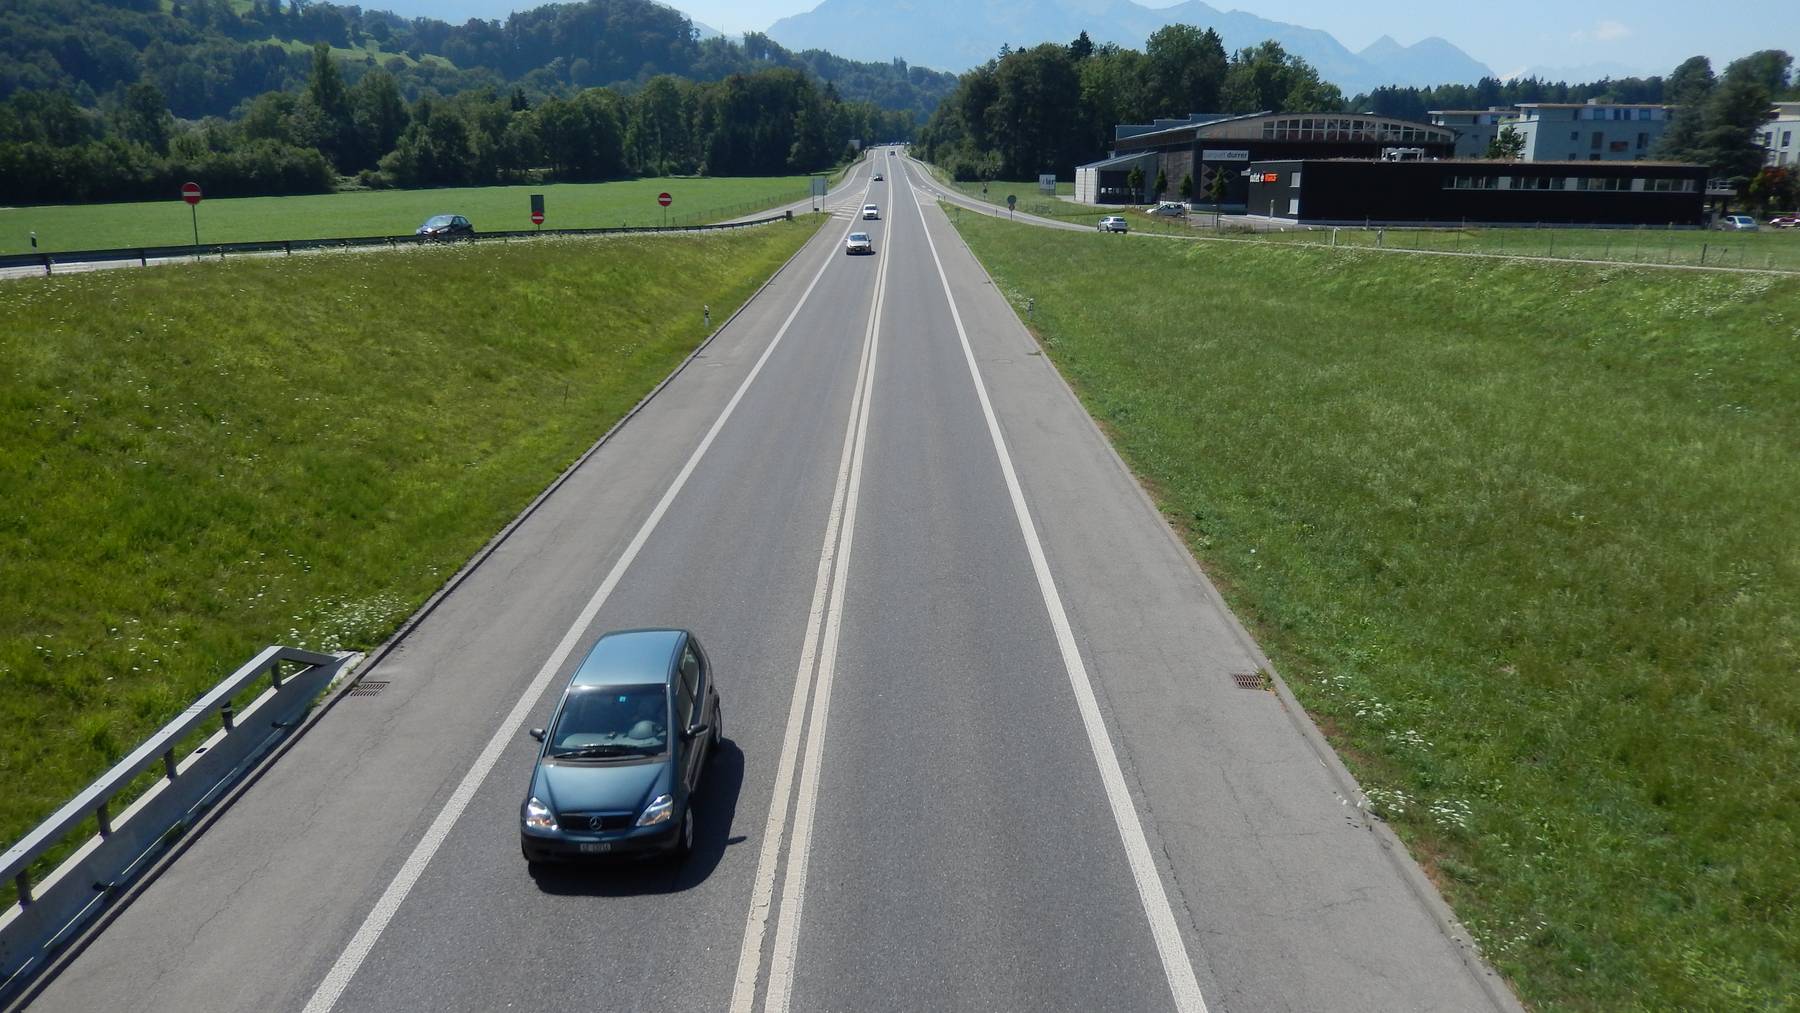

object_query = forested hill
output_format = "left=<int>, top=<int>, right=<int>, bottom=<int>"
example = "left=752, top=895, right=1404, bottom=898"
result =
left=0, top=0, right=957, bottom=121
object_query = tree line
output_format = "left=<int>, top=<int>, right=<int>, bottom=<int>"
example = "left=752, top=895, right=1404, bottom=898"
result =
left=0, top=41, right=913, bottom=203
left=917, top=28, right=1344, bottom=181
left=0, top=0, right=956, bottom=123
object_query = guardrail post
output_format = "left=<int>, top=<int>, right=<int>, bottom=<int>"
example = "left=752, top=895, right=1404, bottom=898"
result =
left=140, top=250, right=147, bottom=267
left=220, top=701, right=235, bottom=731
left=42, top=254, right=51, bottom=276
left=95, top=801, right=112, bottom=839
left=285, top=241, right=291, bottom=256
left=14, top=871, right=30, bottom=906
left=270, top=659, right=285, bottom=689
left=163, top=748, right=178, bottom=780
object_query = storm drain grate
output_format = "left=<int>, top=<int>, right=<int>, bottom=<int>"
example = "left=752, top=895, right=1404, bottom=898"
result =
left=347, top=680, right=390, bottom=698
left=1231, top=672, right=1266, bottom=690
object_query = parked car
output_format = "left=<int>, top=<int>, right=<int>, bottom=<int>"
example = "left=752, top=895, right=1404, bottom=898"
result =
left=862, top=204, right=881, bottom=219
left=1097, top=216, right=1129, bottom=233
left=520, top=628, right=722, bottom=865
left=845, top=231, right=873, bottom=255
left=416, top=214, right=474, bottom=238
left=1768, top=215, right=1800, bottom=229
left=872, top=172, right=884, bottom=181
left=1715, top=214, right=1759, bottom=231
left=1147, top=201, right=1187, bottom=217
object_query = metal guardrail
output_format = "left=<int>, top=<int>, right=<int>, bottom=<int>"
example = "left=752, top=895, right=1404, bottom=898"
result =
left=0, top=211, right=795, bottom=276
left=0, top=645, right=356, bottom=1002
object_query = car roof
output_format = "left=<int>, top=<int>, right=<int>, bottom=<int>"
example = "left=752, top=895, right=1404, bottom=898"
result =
left=570, top=628, right=687, bottom=688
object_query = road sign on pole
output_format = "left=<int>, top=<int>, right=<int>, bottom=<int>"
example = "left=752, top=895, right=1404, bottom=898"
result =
left=1007, top=194, right=1017, bottom=220
left=530, top=193, right=544, bottom=230
left=658, top=191, right=672, bottom=228
left=181, top=181, right=203, bottom=251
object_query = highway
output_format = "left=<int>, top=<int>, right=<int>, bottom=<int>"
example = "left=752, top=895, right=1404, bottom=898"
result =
left=24, top=149, right=1518, bottom=1013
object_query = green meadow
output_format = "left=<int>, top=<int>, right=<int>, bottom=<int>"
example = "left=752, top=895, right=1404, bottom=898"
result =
left=952, top=212, right=1800, bottom=1011
left=0, top=217, right=822, bottom=889
left=0, top=175, right=814, bottom=254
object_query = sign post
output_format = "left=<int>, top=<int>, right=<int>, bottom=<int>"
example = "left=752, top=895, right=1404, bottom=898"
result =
left=181, top=181, right=203, bottom=252
left=811, top=176, right=827, bottom=212
left=530, top=193, right=545, bottom=231
left=658, top=191, right=672, bottom=228
left=1006, top=194, right=1016, bottom=220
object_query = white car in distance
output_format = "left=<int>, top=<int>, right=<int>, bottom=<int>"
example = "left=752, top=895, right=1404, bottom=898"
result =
left=862, top=204, right=881, bottom=220
left=845, top=231, right=873, bottom=255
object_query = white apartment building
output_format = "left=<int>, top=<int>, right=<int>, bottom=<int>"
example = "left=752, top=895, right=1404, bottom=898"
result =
left=1427, top=108, right=1512, bottom=158
left=1761, top=102, right=1800, bottom=167
left=1503, top=99, right=1673, bottom=161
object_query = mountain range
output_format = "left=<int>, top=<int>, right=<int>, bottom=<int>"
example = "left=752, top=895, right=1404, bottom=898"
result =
left=766, top=0, right=1495, bottom=93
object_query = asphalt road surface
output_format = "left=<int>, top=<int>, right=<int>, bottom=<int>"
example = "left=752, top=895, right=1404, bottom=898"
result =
left=25, top=150, right=1518, bottom=1013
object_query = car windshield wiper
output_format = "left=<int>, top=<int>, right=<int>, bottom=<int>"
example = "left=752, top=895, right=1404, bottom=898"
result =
left=551, top=744, right=645, bottom=759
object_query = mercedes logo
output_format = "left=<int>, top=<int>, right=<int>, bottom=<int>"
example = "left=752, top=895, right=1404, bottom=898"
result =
left=588, top=815, right=606, bottom=831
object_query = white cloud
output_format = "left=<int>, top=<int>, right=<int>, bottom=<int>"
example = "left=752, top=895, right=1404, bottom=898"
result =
left=1571, top=19, right=1632, bottom=43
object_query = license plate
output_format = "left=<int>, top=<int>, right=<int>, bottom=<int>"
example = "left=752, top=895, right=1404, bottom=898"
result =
left=579, top=841, right=612, bottom=854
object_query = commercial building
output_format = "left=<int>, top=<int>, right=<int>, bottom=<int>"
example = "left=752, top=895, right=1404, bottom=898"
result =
left=1074, top=111, right=1455, bottom=208
left=1761, top=102, right=1800, bottom=168
left=1245, top=158, right=1708, bottom=226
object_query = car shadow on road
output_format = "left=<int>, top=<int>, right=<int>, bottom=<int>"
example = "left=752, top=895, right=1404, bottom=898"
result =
left=528, top=738, right=747, bottom=896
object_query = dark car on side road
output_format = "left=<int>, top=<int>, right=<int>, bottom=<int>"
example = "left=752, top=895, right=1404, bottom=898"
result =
left=520, top=628, right=722, bottom=866
left=416, top=214, right=474, bottom=239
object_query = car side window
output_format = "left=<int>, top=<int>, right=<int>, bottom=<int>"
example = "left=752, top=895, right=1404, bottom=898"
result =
left=677, top=647, right=699, bottom=728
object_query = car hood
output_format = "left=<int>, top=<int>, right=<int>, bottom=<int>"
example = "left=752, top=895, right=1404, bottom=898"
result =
left=534, top=757, right=669, bottom=814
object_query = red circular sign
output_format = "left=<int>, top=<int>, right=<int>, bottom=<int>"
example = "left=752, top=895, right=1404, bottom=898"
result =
left=657, top=192, right=672, bottom=207
left=180, top=181, right=203, bottom=206
left=530, top=211, right=544, bottom=224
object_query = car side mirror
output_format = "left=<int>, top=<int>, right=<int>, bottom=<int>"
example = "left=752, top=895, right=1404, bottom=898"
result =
left=684, top=723, right=710, bottom=741
left=529, top=728, right=544, bottom=742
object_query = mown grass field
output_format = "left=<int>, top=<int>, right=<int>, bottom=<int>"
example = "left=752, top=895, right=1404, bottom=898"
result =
left=0, top=217, right=822, bottom=887
left=1223, top=222, right=1800, bottom=272
left=950, top=212, right=1799, bottom=1011
left=0, top=175, right=812, bottom=254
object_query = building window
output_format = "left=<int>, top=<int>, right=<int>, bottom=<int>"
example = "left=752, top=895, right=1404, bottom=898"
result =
left=1637, top=132, right=1649, bottom=149
left=1288, top=198, right=1300, bottom=215
left=1582, top=177, right=1628, bottom=191
left=1290, top=172, right=1302, bottom=187
left=1784, top=130, right=1794, bottom=147
left=1591, top=131, right=1604, bottom=150
left=1444, top=175, right=1501, bottom=189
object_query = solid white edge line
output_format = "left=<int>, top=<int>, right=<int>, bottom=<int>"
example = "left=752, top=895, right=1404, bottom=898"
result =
left=726, top=169, right=884, bottom=1013
left=906, top=161, right=1211, bottom=1013
left=761, top=161, right=893, bottom=1013
left=301, top=177, right=873, bottom=1013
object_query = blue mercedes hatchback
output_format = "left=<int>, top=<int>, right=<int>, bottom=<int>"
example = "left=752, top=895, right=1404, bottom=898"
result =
left=521, top=629, right=721, bottom=865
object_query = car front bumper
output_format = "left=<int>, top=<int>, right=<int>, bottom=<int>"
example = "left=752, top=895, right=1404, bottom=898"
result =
left=521, top=820, right=681, bottom=862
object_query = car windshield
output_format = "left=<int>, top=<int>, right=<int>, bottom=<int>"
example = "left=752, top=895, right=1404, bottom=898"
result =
left=850, top=233, right=869, bottom=241
left=548, top=684, right=668, bottom=758
left=423, top=215, right=454, bottom=227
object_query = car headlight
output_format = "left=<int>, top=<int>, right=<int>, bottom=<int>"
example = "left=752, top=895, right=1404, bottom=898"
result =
left=637, top=793, right=674, bottom=827
left=524, top=796, right=558, bottom=831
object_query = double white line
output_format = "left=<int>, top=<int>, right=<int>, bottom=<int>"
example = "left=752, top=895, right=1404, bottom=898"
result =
left=728, top=160, right=894, bottom=1013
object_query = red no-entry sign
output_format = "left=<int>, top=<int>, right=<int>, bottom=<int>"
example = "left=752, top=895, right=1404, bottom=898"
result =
left=657, top=192, right=672, bottom=207
left=180, top=181, right=203, bottom=205
left=530, top=211, right=544, bottom=225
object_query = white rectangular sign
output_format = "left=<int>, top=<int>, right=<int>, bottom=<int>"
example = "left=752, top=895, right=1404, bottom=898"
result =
left=1038, top=173, right=1057, bottom=192
left=1202, top=149, right=1251, bottom=162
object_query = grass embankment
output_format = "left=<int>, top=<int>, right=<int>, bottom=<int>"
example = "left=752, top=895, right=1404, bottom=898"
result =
left=1227, top=223, right=1800, bottom=273
left=951, top=213, right=1799, bottom=1011
left=0, top=217, right=823, bottom=885
left=0, top=175, right=812, bottom=254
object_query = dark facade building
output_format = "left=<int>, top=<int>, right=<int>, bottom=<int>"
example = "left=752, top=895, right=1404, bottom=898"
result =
left=1245, top=159, right=1709, bottom=226
left=1075, top=112, right=1456, bottom=208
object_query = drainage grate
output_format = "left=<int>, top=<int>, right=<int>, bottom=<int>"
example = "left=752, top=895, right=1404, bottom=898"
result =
left=1231, top=672, right=1266, bottom=690
left=347, top=680, right=390, bottom=698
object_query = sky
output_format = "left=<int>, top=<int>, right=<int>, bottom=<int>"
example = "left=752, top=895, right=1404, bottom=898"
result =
left=664, top=0, right=1799, bottom=79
